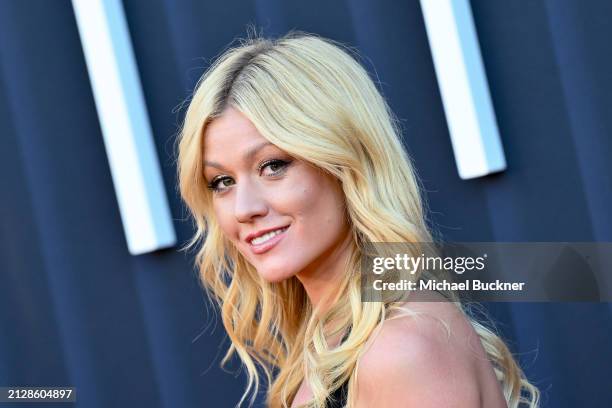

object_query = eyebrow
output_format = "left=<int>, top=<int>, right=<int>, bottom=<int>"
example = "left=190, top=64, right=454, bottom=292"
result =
left=203, top=141, right=274, bottom=171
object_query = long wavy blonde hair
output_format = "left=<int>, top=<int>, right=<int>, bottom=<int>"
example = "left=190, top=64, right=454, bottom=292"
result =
left=177, top=32, right=539, bottom=407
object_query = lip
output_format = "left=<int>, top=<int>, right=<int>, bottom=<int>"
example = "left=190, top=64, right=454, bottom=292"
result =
left=244, top=225, right=290, bottom=244
left=245, top=225, right=290, bottom=255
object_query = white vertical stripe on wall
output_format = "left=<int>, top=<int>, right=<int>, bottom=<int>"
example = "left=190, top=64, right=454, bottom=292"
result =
left=71, top=0, right=176, bottom=255
left=420, top=0, right=506, bottom=179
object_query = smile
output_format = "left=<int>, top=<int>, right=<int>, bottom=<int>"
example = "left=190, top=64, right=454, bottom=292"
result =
left=248, top=226, right=289, bottom=254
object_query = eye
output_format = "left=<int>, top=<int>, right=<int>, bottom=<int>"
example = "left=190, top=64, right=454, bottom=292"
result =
left=207, top=176, right=235, bottom=193
left=259, top=159, right=291, bottom=176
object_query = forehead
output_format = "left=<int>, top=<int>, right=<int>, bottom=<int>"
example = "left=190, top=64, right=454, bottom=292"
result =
left=203, top=107, right=268, bottom=158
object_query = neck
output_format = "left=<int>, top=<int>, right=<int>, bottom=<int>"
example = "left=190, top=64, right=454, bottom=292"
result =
left=295, top=230, right=353, bottom=316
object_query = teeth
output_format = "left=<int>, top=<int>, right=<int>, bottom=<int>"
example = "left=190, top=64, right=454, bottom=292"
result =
left=251, top=227, right=287, bottom=245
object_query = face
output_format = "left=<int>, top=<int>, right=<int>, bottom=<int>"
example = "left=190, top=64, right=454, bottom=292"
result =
left=203, top=107, right=350, bottom=283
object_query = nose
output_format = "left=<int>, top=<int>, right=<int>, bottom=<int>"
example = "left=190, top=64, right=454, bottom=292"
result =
left=234, top=178, right=268, bottom=223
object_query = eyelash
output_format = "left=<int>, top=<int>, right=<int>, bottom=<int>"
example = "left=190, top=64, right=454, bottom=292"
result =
left=207, top=159, right=292, bottom=193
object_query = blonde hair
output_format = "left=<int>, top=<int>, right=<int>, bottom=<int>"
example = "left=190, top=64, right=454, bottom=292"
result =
left=177, top=32, right=539, bottom=407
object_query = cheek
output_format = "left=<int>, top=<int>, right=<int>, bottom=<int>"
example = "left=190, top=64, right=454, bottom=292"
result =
left=212, top=200, right=238, bottom=241
left=287, top=179, right=347, bottom=243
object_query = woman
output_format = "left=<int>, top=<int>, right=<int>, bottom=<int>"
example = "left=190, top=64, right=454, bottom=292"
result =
left=177, top=33, right=539, bottom=407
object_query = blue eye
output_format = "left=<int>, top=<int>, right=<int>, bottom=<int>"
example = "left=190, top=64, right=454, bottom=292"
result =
left=207, top=176, right=234, bottom=193
left=259, top=159, right=291, bottom=176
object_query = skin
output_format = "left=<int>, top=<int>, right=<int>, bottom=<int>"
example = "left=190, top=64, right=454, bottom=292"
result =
left=353, top=298, right=507, bottom=408
left=292, top=300, right=506, bottom=408
left=203, top=107, right=504, bottom=407
left=203, top=106, right=352, bottom=309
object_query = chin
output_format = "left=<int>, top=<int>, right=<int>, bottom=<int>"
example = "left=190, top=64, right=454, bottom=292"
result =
left=257, top=268, right=294, bottom=283
left=254, top=260, right=298, bottom=283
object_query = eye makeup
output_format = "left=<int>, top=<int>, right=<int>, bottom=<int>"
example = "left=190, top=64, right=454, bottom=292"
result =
left=206, top=158, right=293, bottom=193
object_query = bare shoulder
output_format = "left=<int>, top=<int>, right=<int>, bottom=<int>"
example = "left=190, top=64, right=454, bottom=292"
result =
left=354, top=299, right=504, bottom=407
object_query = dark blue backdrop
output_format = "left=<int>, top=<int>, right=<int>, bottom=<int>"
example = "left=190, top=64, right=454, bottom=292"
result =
left=1, top=1, right=611, bottom=407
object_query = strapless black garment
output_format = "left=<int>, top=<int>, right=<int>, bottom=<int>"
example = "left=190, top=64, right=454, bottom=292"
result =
left=325, top=379, right=349, bottom=408
left=324, top=329, right=351, bottom=408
